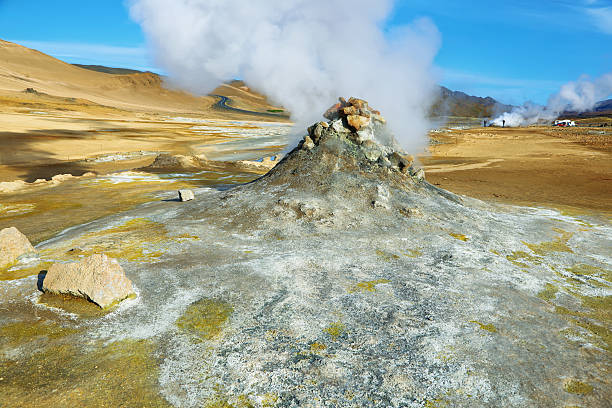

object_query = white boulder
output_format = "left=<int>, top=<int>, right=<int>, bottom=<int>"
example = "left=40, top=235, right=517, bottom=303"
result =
left=179, top=189, right=195, bottom=202
left=0, top=227, right=35, bottom=269
left=42, top=254, right=135, bottom=309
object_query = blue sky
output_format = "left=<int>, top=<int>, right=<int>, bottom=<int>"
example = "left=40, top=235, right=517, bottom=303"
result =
left=0, top=0, right=610, bottom=105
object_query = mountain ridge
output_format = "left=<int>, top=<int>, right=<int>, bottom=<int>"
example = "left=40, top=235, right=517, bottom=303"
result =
left=561, top=98, right=612, bottom=119
left=431, top=86, right=514, bottom=118
left=8, top=39, right=608, bottom=120
left=74, top=62, right=517, bottom=119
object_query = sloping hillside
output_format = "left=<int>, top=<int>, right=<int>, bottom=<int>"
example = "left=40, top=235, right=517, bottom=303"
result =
left=555, top=99, right=612, bottom=125
left=594, top=98, right=612, bottom=112
left=0, top=39, right=282, bottom=115
left=431, top=86, right=514, bottom=118
left=564, top=99, right=612, bottom=118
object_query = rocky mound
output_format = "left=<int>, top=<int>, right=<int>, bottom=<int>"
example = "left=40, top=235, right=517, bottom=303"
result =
left=141, top=152, right=280, bottom=175
left=195, top=97, right=443, bottom=231
left=265, top=97, right=424, bottom=184
left=142, top=153, right=208, bottom=171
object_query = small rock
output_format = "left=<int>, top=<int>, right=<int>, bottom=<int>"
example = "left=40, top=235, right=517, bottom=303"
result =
left=388, top=152, right=413, bottom=172
left=379, top=155, right=392, bottom=167
left=324, top=103, right=342, bottom=120
left=347, top=115, right=371, bottom=131
left=179, top=189, right=195, bottom=201
left=343, top=106, right=359, bottom=116
left=298, top=202, right=322, bottom=218
left=307, top=124, right=316, bottom=137
left=0, top=227, right=35, bottom=270
left=372, top=184, right=390, bottom=209
left=348, top=132, right=363, bottom=145
left=303, top=135, right=315, bottom=150
left=42, top=254, right=135, bottom=309
left=372, top=114, right=386, bottom=124
left=331, top=119, right=349, bottom=134
left=388, top=152, right=402, bottom=167
left=361, top=140, right=382, bottom=162
left=411, top=168, right=425, bottom=181
left=400, top=208, right=423, bottom=217
left=372, top=200, right=387, bottom=209
left=51, top=174, right=77, bottom=183
left=348, top=97, right=368, bottom=109
left=356, top=128, right=375, bottom=144
left=313, top=124, right=324, bottom=143
left=235, top=156, right=280, bottom=172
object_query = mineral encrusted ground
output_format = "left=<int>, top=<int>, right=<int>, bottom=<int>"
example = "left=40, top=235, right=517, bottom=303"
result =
left=0, top=102, right=610, bottom=407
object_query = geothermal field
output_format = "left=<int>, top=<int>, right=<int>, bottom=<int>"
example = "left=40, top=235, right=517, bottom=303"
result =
left=1, top=3, right=612, bottom=408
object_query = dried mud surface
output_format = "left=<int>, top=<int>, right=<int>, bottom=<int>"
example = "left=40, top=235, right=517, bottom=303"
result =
left=423, top=126, right=612, bottom=216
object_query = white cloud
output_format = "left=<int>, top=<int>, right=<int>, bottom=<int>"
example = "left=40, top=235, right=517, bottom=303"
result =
left=585, top=6, right=612, bottom=34
left=546, top=1, right=612, bottom=35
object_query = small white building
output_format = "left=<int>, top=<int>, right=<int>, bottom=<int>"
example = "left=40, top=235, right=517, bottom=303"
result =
left=553, top=119, right=576, bottom=127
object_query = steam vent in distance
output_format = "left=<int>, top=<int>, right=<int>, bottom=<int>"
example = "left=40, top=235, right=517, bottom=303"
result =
left=2, top=99, right=611, bottom=407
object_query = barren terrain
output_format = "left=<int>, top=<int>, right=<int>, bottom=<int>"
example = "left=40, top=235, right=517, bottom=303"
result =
left=0, top=40, right=291, bottom=244
left=423, top=126, right=612, bottom=217
left=0, top=39, right=288, bottom=180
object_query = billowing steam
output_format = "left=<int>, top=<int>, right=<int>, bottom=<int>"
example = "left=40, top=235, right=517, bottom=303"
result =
left=128, top=0, right=441, bottom=152
left=492, top=71, right=612, bottom=127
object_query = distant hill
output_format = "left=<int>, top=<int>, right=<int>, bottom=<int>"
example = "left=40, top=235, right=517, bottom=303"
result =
left=594, top=99, right=612, bottom=112
left=592, top=98, right=612, bottom=114
left=0, top=39, right=284, bottom=116
left=560, top=98, right=612, bottom=120
left=77, top=64, right=514, bottom=119
left=72, top=64, right=147, bottom=75
left=0, top=39, right=210, bottom=112
left=431, top=86, right=514, bottom=118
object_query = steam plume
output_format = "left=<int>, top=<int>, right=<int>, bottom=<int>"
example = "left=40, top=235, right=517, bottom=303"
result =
left=128, top=0, right=441, bottom=151
left=492, top=71, right=612, bottom=127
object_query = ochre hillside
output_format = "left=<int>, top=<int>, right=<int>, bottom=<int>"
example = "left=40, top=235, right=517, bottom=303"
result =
left=0, top=39, right=282, bottom=115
